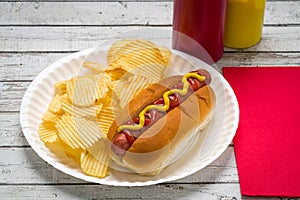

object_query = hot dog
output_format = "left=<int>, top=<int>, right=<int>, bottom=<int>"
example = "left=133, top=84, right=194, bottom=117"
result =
left=107, top=69, right=216, bottom=175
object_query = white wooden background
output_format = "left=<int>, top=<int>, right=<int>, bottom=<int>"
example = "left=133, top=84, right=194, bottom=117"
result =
left=0, top=1, right=300, bottom=199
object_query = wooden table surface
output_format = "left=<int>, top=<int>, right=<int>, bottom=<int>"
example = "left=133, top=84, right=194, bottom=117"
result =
left=0, top=1, right=299, bottom=199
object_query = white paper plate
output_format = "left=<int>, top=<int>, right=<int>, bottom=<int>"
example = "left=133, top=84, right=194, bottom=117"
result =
left=20, top=46, right=239, bottom=186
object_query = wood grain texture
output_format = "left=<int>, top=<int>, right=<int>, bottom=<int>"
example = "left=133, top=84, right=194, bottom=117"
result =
left=0, top=2, right=299, bottom=25
left=1, top=0, right=300, bottom=199
left=1, top=26, right=300, bottom=52
left=0, top=82, right=28, bottom=112
left=0, top=113, right=27, bottom=147
left=0, top=2, right=173, bottom=25
left=0, top=184, right=297, bottom=200
left=1, top=52, right=300, bottom=81
left=0, top=184, right=242, bottom=200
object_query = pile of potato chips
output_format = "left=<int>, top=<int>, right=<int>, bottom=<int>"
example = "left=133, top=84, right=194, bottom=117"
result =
left=38, top=39, right=171, bottom=178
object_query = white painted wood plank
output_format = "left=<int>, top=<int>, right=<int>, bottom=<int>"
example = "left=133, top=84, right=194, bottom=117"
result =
left=0, top=113, right=28, bottom=147
left=1, top=52, right=300, bottom=81
left=0, top=2, right=299, bottom=25
left=0, top=2, right=173, bottom=25
left=2, top=0, right=173, bottom=1
left=2, top=184, right=297, bottom=200
left=218, top=52, right=300, bottom=67
left=0, top=184, right=242, bottom=200
left=264, top=1, right=300, bottom=25
left=0, top=82, right=28, bottom=112
left=0, top=26, right=300, bottom=52
left=0, top=53, right=69, bottom=81
left=0, top=146, right=237, bottom=184
left=238, top=26, right=300, bottom=52
left=0, top=26, right=172, bottom=52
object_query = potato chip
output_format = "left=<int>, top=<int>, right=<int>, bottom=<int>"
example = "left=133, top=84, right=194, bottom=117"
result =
left=74, top=116, right=107, bottom=148
left=45, top=137, right=82, bottom=164
left=97, top=101, right=117, bottom=136
left=82, top=61, right=106, bottom=73
left=109, top=47, right=165, bottom=72
left=159, top=46, right=171, bottom=66
left=105, top=68, right=129, bottom=81
left=114, top=75, right=152, bottom=109
left=44, top=139, right=65, bottom=156
left=107, top=39, right=134, bottom=65
left=106, top=39, right=167, bottom=83
left=112, top=79, right=129, bottom=99
left=66, top=76, right=98, bottom=107
left=38, top=121, right=58, bottom=143
left=57, top=138, right=82, bottom=164
left=107, top=39, right=165, bottom=70
left=80, top=149, right=110, bottom=178
left=55, top=115, right=86, bottom=149
left=56, top=115, right=106, bottom=149
left=61, top=94, right=98, bottom=118
left=54, top=80, right=68, bottom=95
left=42, top=110, right=61, bottom=123
left=95, top=103, right=104, bottom=116
left=114, top=39, right=158, bottom=59
left=82, top=139, right=110, bottom=178
left=63, top=145, right=82, bottom=164
left=95, top=73, right=110, bottom=100
left=128, top=63, right=166, bottom=83
left=88, top=138, right=109, bottom=161
left=48, top=94, right=63, bottom=114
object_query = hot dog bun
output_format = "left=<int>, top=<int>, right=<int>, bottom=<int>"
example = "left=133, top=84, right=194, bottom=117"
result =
left=108, top=75, right=216, bottom=175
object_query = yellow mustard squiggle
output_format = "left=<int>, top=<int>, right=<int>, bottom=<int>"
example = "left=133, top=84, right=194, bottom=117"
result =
left=117, top=73, right=206, bottom=132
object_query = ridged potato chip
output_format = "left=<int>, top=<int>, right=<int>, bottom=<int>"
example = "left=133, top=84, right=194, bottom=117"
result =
left=80, top=150, right=110, bottom=178
left=109, top=47, right=165, bottom=72
left=82, top=61, right=106, bottom=73
left=66, top=76, right=98, bottom=107
left=113, top=39, right=158, bottom=59
left=95, top=103, right=104, bottom=116
left=105, top=68, right=129, bottom=81
left=46, top=137, right=82, bottom=164
left=114, top=75, right=152, bottom=109
left=38, top=121, right=58, bottom=143
left=48, top=94, right=63, bottom=114
left=128, top=63, right=166, bottom=83
left=95, top=73, right=110, bottom=100
left=75, top=116, right=107, bottom=148
left=107, top=39, right=134, bottom=65
left=88, top=138, right=109, bottom=161
left=108, top=39, right=165, bottom=70
left=54, top=80, right=68, bottom=95
left=56, top=115, right=106, bottom=150
left=56, top=115, right=86, bottom=149
left=97, top=99, right=118, bottom=136
left=58, top=138, right=83, bottom=164
left=63, top=145, right=82, bottom=164
left=61, top=94, right=98, bottom=118
left=159, top=46, right=171, bottom=66
left=42, top=110, right=62, bottom=123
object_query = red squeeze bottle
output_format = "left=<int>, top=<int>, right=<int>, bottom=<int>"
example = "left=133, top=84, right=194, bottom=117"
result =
left=173, top=0, right=227, bottom=63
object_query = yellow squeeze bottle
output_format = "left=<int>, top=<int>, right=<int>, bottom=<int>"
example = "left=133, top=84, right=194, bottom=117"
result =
left=224, top=0, right=266, bottom=48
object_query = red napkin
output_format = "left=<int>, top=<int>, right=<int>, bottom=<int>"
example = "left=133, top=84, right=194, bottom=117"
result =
left=223, top=67, right=300, bottom=197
